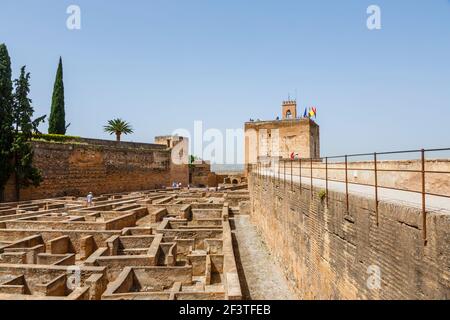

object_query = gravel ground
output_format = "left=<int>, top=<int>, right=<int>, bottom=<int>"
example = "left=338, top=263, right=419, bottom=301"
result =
left=231, top=215, right=298, bottom=300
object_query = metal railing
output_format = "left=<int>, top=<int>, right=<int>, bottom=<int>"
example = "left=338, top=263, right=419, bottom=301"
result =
left=249, top=147, right=450, bottom=245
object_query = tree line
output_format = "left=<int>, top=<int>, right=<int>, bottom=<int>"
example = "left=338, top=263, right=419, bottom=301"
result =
left=0, top=43, right=67, bottom=201
left=0, top=43, right=137, bottom=202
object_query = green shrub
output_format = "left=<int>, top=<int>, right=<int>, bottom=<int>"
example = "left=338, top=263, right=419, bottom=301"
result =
left=318, top=189, right=327, bottom=201
left=32, top=133, right=81, bottom=143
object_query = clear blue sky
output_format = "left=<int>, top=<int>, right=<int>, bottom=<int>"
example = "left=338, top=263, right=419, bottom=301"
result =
left=1, top=0, right=449, bottom=160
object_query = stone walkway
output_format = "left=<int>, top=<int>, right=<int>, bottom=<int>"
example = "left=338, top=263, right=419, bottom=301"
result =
left=230, top=215, right=298, bottom=300
left=260, top=169, right=450, bottom=213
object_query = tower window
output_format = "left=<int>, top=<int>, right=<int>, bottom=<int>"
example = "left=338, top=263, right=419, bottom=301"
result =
left=285, top=110, right=292, bottom=119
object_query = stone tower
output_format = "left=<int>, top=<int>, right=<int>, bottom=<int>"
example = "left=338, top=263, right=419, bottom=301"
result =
left=244, top=100, right=320, bottom=165
left=282, top=100, right=297, bottom=119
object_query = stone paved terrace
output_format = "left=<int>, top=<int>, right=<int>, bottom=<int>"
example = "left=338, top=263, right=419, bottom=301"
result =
left=0, top=188, right=253, bottom=300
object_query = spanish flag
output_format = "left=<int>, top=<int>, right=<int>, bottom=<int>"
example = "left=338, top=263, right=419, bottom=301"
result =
left=309, top=107, right=317, bottom=118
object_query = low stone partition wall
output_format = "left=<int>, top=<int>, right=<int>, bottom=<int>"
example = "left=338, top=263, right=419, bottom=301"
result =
left=192, top=209, right=223, bottom=219
left=0, top=264, right=107, bottom=300
left=249, top=173, right=450, bottom=299
left=3, top=211, right=137, bottom=231
left=156, top=225, right=222, bottom=251
left=190, top=203, right=224, bottom=210
left=148, top=208, right=167, bottom=223
left=221, top=203, right=242, bottom=300
left=95, top=256, right=155, bottom=281
left=102, top=265, right=193, bottom=299
left=0, top=229, right=120, bottom=255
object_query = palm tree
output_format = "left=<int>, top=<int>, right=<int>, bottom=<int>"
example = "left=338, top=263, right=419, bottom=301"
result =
left=103, top=118, right=133, bottom=141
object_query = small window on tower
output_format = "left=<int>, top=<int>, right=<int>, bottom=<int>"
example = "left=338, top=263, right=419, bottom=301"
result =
left=286, top=110, right=292, bottom=118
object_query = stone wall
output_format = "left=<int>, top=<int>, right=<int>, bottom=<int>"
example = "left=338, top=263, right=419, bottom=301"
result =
left=3, top=139, right=189, bottom=202
left=249, top=173, right=450, bottom=299
left=190, top=161, right=217, bottom=187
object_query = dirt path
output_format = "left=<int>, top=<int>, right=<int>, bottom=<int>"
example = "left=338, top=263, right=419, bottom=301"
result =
left=231, top=214, right=298, bottom=300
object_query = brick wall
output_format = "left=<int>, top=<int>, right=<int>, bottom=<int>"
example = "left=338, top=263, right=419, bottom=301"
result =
left=3, top=139, right=189, bottom=202
left=249, top=173, right=450, bottom=299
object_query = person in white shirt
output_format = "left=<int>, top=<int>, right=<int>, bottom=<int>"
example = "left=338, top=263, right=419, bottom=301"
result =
left=86, top=192, right=93, bottom=207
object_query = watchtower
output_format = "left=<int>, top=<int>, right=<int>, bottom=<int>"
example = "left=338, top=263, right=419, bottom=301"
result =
left=282, top=100, right=297, bottom=119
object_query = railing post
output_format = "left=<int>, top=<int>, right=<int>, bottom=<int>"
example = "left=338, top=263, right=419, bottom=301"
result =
left=345, top=155, right=349, bottom=213
left=270, top=161, right=275, bottom=184
left=259, top=163, right=261, bottom=179
left=299, top=158, right=302, bottom=194
left=374, top=152, right=379, bottom=226
left=421, top=149, right=427, bottom=245
left=325, top=157, right=328, bottom=205
left=310, top=158, right=313, bottom=198
left=272, top=161, right=275, bottom=183
left=260, top=163, right=262, bottom=179
left=258, top=163, right=259, bottom=178
left=290, top=160, right=293, bottom=190
left=277, top=159, right=280, bottom=184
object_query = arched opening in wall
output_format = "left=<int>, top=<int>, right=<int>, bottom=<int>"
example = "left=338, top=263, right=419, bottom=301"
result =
left=232, top=179, right=239, bottom=185
left=285, top=110, right=292, bottom=119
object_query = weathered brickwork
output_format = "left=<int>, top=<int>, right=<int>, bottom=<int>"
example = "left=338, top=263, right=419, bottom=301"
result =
left=4, top=140, right=189, bottom=202
left=249, top=173, right=450, bottom=299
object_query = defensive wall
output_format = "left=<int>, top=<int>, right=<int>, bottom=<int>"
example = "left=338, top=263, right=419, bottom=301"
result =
left=248, top=171, right=450, bottom=299
left=3, top=138, right=189, bottom=202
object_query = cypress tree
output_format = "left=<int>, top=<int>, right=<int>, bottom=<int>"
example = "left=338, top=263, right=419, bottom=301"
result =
left=48, top=57, right=66, bottom=134
left=12, top=66, right=44, bottom=200
left=0, top=43, right=14, bottom=201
